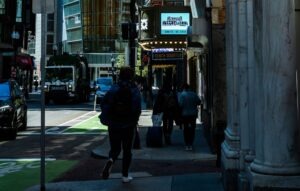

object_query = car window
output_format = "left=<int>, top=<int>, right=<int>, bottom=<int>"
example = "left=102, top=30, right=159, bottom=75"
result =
left=0, top=82, right=10, bottom=100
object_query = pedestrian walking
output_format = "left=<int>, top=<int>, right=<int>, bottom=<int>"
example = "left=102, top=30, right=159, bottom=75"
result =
left=153, top=84, right=180, bottom=145
left=34, top=80, right=39, bottom=91
left=178, top=83, right=201, bottom=151
left=100, top=67, right=141, bottom=183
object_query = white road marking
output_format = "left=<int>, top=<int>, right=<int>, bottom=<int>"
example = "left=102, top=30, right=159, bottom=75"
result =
left=22, top=111, right=99, bottom=135
left=0, top=158, right=56, bottom=162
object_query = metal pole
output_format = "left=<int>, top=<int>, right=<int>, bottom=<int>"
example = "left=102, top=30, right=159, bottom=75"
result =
left=130, top=0, right=136, bottom=71
left=111, top=57, right=115, bottom=83
left=40, top=1, right=46, bottom=191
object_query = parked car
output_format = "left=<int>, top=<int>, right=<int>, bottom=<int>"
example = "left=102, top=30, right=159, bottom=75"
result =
left=0, top=79, right=27, bottom=140
left=95, top=77, right=113, bottom=104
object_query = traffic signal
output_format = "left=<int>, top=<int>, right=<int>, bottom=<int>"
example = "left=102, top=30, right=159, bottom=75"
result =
left=122, top=23, right=137, bottom=40
left=122, top=23, right=129, bottom=40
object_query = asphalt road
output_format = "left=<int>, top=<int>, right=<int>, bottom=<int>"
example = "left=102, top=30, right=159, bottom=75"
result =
left=0, top=92, right=219, bottom=183
left=0, top=93, right=104, bottom=160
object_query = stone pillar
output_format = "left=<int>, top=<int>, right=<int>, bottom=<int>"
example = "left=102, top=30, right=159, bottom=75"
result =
left=296, top=0, right=300, bottom=121
left=245, top=0, right=255, bottom=163
left=237, top=0, right=256, bottom=190
left=237, top=0, right=250, bottom=158
left=221, top=0, right=241, bottom=190
left=250, top=0, right=300, bottom=190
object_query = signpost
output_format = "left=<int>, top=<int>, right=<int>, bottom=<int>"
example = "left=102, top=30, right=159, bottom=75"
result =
left=32, top=1, right=54, bottom=190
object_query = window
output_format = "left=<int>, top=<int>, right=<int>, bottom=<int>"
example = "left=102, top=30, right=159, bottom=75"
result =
left=47, top=14, right=54, bottom=32
left=16, top=0, right=22, bottom=22
left=0, top=0, right=5, bottom=14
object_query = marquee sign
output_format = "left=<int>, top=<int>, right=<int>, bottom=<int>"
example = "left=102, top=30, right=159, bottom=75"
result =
left=160, top=13, right=190, bottom=35
left=152, top=51, right=183, bottom=60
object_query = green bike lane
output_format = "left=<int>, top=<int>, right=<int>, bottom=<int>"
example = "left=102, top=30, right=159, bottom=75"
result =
left=0, top=112, right=106, bottom=191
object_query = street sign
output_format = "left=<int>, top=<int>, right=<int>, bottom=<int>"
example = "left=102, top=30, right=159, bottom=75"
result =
left=32, top=0, right=54, bottom=14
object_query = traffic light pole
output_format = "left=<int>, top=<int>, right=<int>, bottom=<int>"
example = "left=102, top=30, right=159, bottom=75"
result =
left=40, top=9, right=46, bottom=191
left=129, top=0, right=136, bottom=71
left=32, top=1, right=54, bottom=190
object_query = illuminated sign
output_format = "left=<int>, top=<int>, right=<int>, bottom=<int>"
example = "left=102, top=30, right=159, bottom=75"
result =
left=152, top=51, right=183, bottom=60
left=141, top=19, right=148, bottom=30
left=160, top=13, right=190, bottom=35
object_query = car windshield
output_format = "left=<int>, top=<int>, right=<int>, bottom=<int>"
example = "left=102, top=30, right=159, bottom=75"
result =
left=45, top=68, right=73, bottom=83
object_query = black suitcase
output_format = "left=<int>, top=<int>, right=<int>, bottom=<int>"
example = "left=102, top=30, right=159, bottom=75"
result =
left=146, top=126, right=163, bottom=147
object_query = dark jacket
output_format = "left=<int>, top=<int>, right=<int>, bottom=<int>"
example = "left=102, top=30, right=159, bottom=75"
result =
left=153, top=89, right=180, bottom=118
left=101, top=80, right=141, bottom=128
left=178, top=90, right=201, bottom=117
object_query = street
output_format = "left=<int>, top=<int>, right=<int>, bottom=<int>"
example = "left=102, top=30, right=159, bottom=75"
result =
left=0, top=93, right=219, bottom=191
left=0, top=93, right=104, bottom=159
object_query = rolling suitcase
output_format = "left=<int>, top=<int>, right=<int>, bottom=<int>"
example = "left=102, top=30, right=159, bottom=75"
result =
left=146, top=126, right=163, bottom=147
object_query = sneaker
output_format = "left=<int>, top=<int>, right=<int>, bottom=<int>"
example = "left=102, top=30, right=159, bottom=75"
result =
left=102, top=158, right=113, bottom=179
left=122, top=176, right=133, bottom=183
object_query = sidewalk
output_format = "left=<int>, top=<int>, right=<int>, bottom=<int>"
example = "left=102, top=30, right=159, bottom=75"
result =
left=25, top=110, right=224, bottom=191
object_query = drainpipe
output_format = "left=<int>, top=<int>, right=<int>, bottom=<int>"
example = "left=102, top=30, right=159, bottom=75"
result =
left=206, top=1, right=214, bottom=130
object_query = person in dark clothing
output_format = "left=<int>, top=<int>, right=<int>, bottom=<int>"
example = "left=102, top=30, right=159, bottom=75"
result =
left=101, top=67, right=141, bottom=183
left=178, top=83, right=201, bottom=151
left=153, top=84, right=179, bottom=145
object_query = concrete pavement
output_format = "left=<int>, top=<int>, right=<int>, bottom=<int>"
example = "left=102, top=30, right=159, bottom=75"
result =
left=25, top=109, right=224, bottom=191
left=26, top=173, right=223, bottom=191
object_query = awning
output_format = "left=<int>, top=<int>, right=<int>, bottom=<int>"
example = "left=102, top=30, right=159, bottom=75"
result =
left=16, top=55, right=33, bottom=70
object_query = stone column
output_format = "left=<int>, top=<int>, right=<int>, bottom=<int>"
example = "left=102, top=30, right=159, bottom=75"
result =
left=296, top=0, right=300, bottom=121
left=250, top=0, right=300, bottom=190
left=245, top=0, right=255, bottom=163
left=237, top=0, right=250, bottom=161
left=237, top=0, right=256, bottom=168
left=237, top=1, right=256, bottom=190
left=221, top=0, right=241, bottom=190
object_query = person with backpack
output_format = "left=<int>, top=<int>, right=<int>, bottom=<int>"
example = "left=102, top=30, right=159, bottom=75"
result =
left=178, top=83, right=201, bottom=151
left=100, top=67, right=141, bottom=183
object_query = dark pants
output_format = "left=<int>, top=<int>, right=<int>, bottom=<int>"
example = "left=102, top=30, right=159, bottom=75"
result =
left=182, top=116, right=197, bottom=146
left=108, top=126, right=135, bottom=176
left=163, top=116, right=174, bottom=143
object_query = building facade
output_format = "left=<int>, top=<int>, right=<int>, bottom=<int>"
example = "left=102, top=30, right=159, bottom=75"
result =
left=138, top=0, right=190, bottom=92
left=0, top=0, right=35, bottom=93
left=188, top=0, right=300, bottom=190
left=62, top=0, right=132, bottom=81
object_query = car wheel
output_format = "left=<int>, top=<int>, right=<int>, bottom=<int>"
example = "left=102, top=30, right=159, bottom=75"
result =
left=7, top=117, right=17, bottom=140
